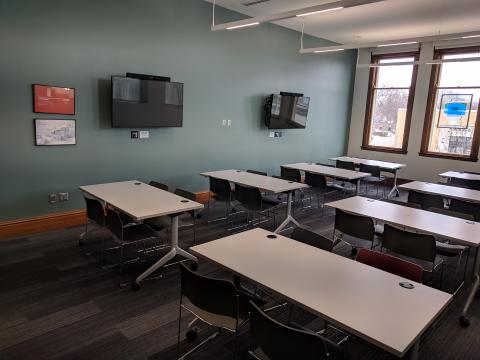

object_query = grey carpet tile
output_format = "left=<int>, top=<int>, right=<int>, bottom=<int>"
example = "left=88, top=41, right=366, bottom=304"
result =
left=0, top=301, right=101, bottom=351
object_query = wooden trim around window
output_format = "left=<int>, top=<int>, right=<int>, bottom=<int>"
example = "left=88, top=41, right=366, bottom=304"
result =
left=362, top=52, right=419, bottom=154
left=419, top=46, right=480, bottom=162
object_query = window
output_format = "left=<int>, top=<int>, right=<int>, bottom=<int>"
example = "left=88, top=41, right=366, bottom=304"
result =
left=362, top=53, right=419, bottom=153
left=420, top=47, right=480, bottom=161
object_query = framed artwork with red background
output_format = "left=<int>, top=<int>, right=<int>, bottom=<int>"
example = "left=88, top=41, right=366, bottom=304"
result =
left=33, top=84, right=75, bottom=115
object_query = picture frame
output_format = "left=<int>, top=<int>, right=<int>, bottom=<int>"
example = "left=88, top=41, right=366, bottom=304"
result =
left=34, top=119, right=76, bottom=146
left=33, top=84, right=75, bottom=115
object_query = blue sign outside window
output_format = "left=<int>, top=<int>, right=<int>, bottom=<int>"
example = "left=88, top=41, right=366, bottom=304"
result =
left=444, top=102, right=467, bottom=116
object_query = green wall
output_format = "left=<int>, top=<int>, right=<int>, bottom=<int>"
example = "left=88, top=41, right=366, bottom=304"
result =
left=0, top=0, right=356, bottom=221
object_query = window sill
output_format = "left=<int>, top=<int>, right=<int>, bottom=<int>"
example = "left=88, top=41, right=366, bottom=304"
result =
left=361, top=145, right=407, bottom=155
left=418, top=152, right=478, bottom=162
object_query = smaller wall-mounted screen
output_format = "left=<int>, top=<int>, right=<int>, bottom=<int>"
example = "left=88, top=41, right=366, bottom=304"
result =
left=265, top=94, right=310, bottom=129
left=111, top=76, right=183, bottom=128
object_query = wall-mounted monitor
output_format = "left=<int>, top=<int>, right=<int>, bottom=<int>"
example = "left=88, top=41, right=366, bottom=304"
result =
left=111, top=75, right=183, bottom=128
left=264, top=93, right=310, bottom=129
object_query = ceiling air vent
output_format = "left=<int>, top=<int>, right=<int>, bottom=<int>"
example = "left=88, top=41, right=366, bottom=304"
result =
left=243, top=0, right=271, bottom=6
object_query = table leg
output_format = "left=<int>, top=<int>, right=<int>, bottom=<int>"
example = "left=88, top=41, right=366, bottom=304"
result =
left=407, top=340, right=419, bottom=360
left=134, top=215, right=198, bottom=287
left=356, top=179, right=361, bottom=196
left=460, top=246, right=480, bottom=327
left=274, top=192, right=300, bottom=233
left=388, top=169, right=400, bottom=198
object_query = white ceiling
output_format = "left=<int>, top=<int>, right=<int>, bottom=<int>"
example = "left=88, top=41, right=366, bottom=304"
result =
left=205, top=0, right=480, bottom=44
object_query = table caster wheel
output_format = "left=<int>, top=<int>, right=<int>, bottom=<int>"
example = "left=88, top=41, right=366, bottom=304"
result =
left=131, top=282, right=141, bottom=291
left=190, top=262, right=199, bottom=271
left=459, top=316, right=470, bottom=327
left=186, top=328, right=198, bottom=341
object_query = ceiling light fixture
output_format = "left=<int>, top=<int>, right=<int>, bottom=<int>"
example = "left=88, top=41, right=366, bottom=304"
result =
left=296, top=6, right=343, bottom=17
left=461, top=34, right=480, bottom=39
left=313, top=48, right=345, bottom=53
left=226, top=22, right=260, bottom=30
left=377, top=41, right=418, bottom=47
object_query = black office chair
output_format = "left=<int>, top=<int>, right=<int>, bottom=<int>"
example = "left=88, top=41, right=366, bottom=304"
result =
left=247, top=169, right=268, bottom=176
left=335, top=160, right=358, bottom=195
left=333, top=209, right=377, bottom=256
left=304, top=172, right=337, bottom=211
left=382, top=224, right=444, bottom=288
left=233, top=184, right=280, bottom=230
left=291, top=226, right=337, bottom=252
left=249, top=301, right=350, bottom=360
left=449, top=178, right=471, bottom=188
left=207, top=177, right=234, bottom=222
left=280, top=167, right=301, bottom=182
left=316, top=162, right=335, bottom=167
left=80, top=196, right=106, bottom=247
left=375, top=199, right=421, bottom=236
left=408, top=190, right=444, bottom=211
left=359, top=164, right=385, bottom=198
left=149, top=180, right=169, bottom=191
left=449, top=198, right=480, bottom=221
left=105, top=208, right=157, bottom=269
left=465, top=179, right=480, bottom=190
left=177, top=263, right=264, bottom=360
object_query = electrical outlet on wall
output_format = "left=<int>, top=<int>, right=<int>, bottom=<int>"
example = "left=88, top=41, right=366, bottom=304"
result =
left=131, top=131, right=139, bottom=139
left=58, top=192, right=69, bottom=202
left=222, top=119, right=227, bottom=127
left=269, top=132, right=275, bottom=138
left=49, top=193, right=57, bottom=204
left=227, top=119, right=231, bottom=127
left=139, top=131, right=149, bottom=139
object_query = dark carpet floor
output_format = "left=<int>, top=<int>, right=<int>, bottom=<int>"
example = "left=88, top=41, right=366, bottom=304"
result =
left=0, top=188, right=479, bottom=360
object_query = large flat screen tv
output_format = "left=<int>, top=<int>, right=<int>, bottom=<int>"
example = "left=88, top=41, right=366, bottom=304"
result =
left=111, top=75, right=183, bottom=128
left=265, top=93, right=310, bottom=129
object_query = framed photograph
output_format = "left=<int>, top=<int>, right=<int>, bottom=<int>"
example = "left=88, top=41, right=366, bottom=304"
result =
left=436, top=93, right=473, bottom=129
left=33, top=84, right=75, bottom=115
left=34, top=119, right=76, bottom=146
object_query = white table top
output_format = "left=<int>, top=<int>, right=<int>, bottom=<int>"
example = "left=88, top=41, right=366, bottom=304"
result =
left=329, top=156, right=406, bottom=171
left=326, top=196, right=480, bottom=246
left=190, top=228, right=452, bottom=357
left=200, top=169, right=308, bottom=194
left=440, top=171, right=480, bottom=181
left=282, top=163, right=371, bottom=181
left=79, top=180, right=204, bottom=221
left=399, top=181, right=480, bottom=204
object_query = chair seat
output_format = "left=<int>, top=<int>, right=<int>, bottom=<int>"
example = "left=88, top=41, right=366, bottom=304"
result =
left=116, top=224, right=156, bottom=244
left=262, top=196, right=282, bottom=207
left=436, top=241, right=467, bottom=257
left=144, top=216, right=171, bottom=232
left=182, top=298, right=248, bottom=332
left=363, top=176, right=385, bottom=183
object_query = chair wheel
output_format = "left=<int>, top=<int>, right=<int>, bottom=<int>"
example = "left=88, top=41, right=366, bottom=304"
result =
left=459, top=316, right=470, bottom=327
left=186, top=328, right=198, bottom=341
left=190, top=262, right=199, bottom=271
left=131, top=282, right=141, bottom=291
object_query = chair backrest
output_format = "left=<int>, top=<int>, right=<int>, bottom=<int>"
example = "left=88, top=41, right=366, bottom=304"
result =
left=381, top=198, right=421, bottom=209
left=450, top=178, right=471, bottom=188
left=249, top=301, right=349, bottom=360
left=179, top=263, right=238, bottom=320
left=449, top=198, right=480, bottom=221
left=174, top=188, right=197, bottom=217
left=280, top=167, right=301, bottom=182
left=291, top=227, right=334, bottom=252
left=84, top=197, right=105, bottom=226
left=407, top=190, right=444, bottom=211
left=149, top=180, right=168, bottom=191
left=105, top=208, right=124, bottom=240
left=466, top=180, right=480, bottom=190
left=209, top=177, right=232, bottom=201
left=359, top=163, right=381, bottom=178
left=382, top=224, right=436, bottom=263
left=316, top=163, right=334, bottom=167
left=428, top=206, right=475, bottom=221
left=304, top=172, right=327, bottom=190
left=334, top=209, right=374, bottom=242
left=247, top=169, right=267, bottom=176
left=336, top=160, right=356, bottom=171
left=235, top=184, right=262, bottom=211
left=356, top=249, right=423, bottom=283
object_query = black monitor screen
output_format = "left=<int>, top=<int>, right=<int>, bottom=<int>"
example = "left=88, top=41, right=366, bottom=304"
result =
left=267, top=94, right=310, bottom=129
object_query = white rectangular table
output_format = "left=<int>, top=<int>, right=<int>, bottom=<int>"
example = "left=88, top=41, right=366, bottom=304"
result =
left=190, top=228, right=452, bottom=359
left=329, top=156, right=406, bottom=197
left=399, top=181, right=480, bottom=204
left=200, top=169, right=308, bottom=233
left=326, top=196, right=480, bottom=327
left=440, top=171, right=480, bottom=182
left=282, top=162, right=371, bottom=195
left=80, top=180, right=204, bottom=287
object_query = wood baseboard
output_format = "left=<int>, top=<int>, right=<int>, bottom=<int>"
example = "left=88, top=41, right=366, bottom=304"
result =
left=0, top=210, right=87, bottom=240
